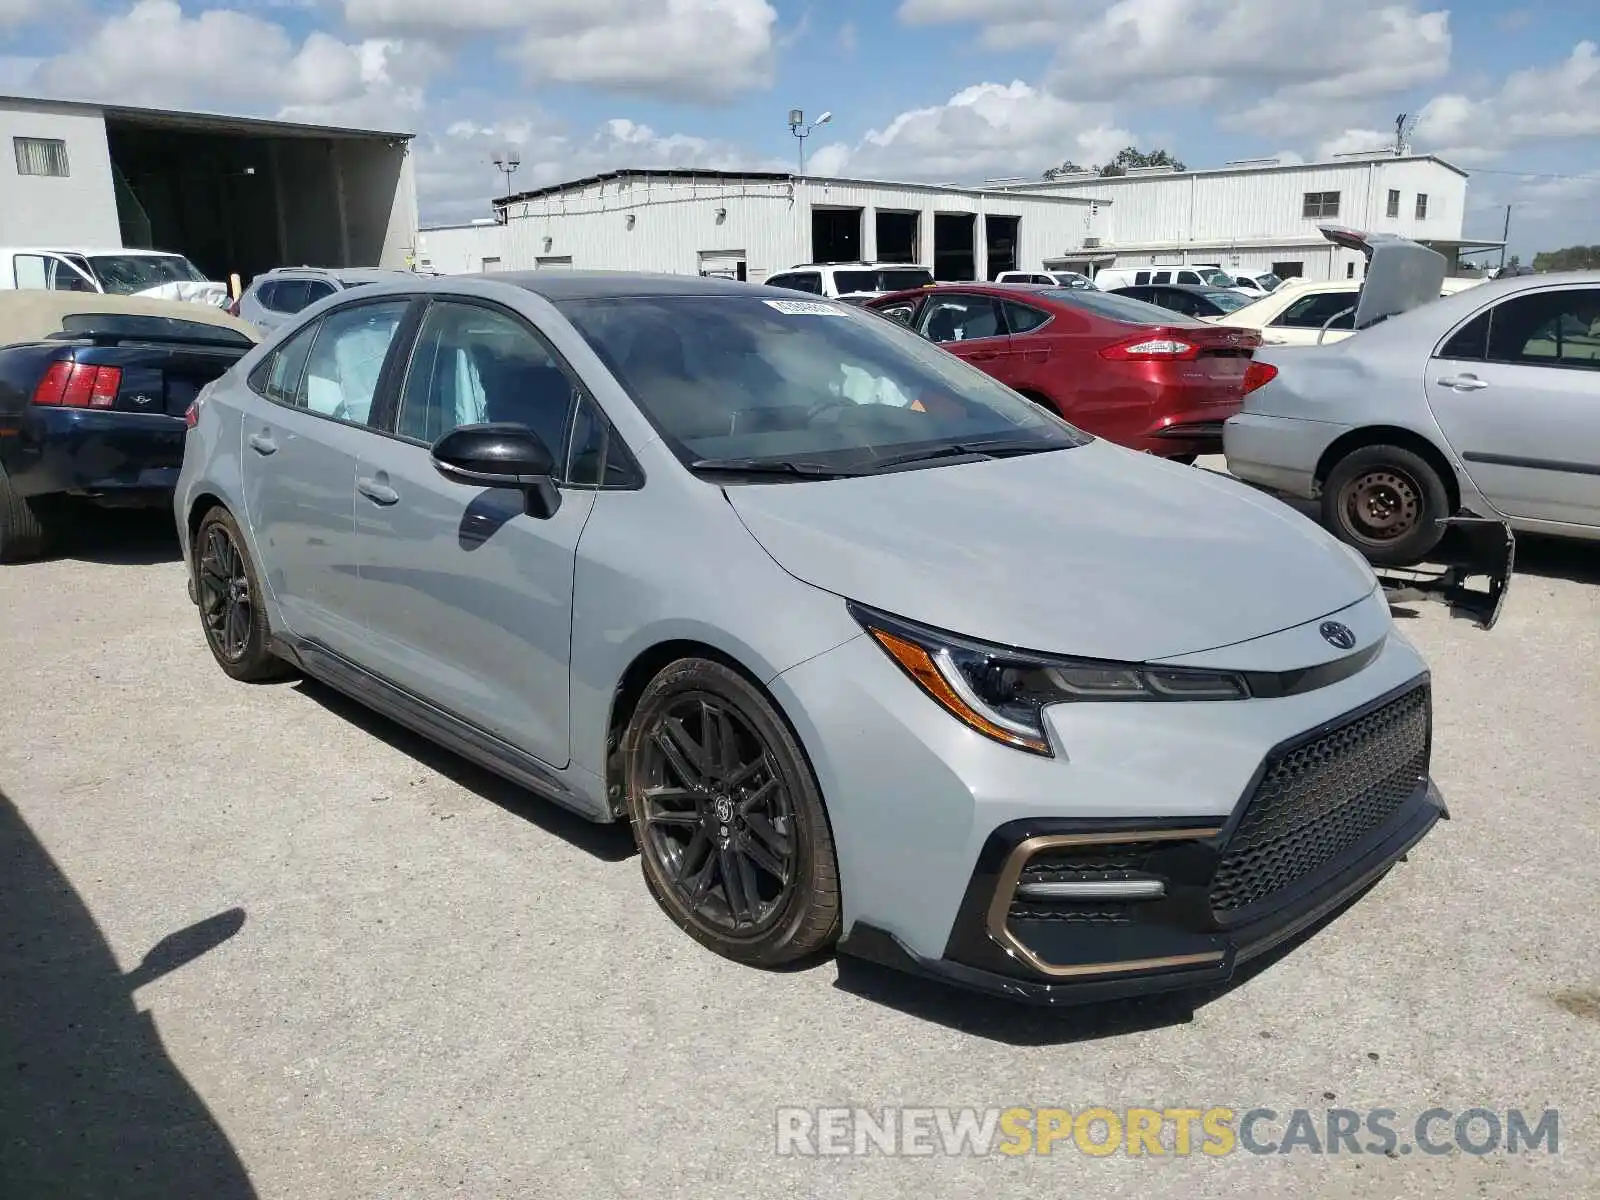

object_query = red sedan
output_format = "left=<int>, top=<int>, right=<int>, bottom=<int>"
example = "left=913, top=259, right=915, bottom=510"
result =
left=867, top=283, right=1263, bottom=461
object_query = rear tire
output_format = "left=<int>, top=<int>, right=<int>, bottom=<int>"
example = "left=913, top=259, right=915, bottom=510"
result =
left=0, top=467, right=49, bottom=563
left=193, top=507, right=292, bottom=682
left=1321, top=444, right=1449, bottom=565
left=623, top=658, right=841, bottom=967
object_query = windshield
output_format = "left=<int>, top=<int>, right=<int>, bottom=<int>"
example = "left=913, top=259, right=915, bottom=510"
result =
left=559, top=294, right=1088, bottom=472
left=87, top=254, right=209, bottom=294
left=1255, top=274, right=1283, bottom=292
left=1043, top=288, right=1208, bottom=327
left=1201, top=290, right=1252, bottom=312
left=1196, top=270, right=1234, bottom=287
left=834, top=268, right=935, bottom=294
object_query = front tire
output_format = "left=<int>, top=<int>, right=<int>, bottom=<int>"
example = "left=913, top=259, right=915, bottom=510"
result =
left=1322, top=444, right=1450, bottom=566
left=623, top=658, right=841, bottom=967
left=193, top=507, right=291, bottom=682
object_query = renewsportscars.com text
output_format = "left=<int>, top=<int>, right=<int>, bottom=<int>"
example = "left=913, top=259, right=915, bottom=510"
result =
left=775, top=1106, right=1560, bottom=1158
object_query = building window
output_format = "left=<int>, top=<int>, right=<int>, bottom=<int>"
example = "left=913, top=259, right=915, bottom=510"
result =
left=1302, top=191, right=1341, bottom=219
left=13, top=136, right=70, bottom=177
left=1415, top=193, right=1429, bottom=220
left=1386, top=189, right=1401, bottom=218
left=1346, top=262, right=1356, bottom=278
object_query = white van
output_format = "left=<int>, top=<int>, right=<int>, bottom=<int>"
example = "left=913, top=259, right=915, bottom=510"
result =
left=1093, top=265, right=1242, bottom=291
left=0, top=247, right=228, bottom=306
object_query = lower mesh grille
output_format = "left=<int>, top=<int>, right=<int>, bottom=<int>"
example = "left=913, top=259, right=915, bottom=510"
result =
left=1008, top=843, right=1169, bottom=927
left=1210, top=685, right=1430, bottom=917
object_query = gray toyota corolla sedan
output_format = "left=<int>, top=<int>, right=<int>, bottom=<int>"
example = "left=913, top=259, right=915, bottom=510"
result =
left=176, top=271, right=1446, bottom=1004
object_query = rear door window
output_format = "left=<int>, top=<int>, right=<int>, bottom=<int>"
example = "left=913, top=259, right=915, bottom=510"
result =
left=301, top=300, right=410, bottom=424
left=253, top=320, right=320, bottom=406
left=1003, top=301, right=1052, bottom=334
left=916, top=294, right=1005, bottom=343
left=1483, top=289, right=1600, bottom=370
left=264, top=279, right=311, bottom=314
left=768, top=272, right=823, bottom=295
left=1273, top=292, right=1357, bottom=330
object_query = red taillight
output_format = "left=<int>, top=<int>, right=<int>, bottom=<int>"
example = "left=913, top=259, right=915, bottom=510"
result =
left=31, top=362, right=123, bottom=408
left=185, top=400, right=200, bottom=428
left=1099, top=332, right=1200, bottom=362
left=1242, top=361, right=1279, bottom=395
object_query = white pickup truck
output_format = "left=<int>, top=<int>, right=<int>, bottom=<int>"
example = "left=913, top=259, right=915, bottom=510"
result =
left=0, top=246, right=228, bottom=307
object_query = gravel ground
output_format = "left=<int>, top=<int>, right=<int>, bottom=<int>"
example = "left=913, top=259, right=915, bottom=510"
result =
left=2, top=483, right=1597, bottom=1200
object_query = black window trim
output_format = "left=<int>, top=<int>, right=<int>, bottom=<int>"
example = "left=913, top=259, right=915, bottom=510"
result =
left=245, top=295, right=422, bottom=438
left=382, top=292, right=645, bottom=489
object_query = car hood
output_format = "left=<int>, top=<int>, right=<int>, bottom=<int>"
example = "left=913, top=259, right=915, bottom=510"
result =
left=725, top=440, right=1376, bottom=662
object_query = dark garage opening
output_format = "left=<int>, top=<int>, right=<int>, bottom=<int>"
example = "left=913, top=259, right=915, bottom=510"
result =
left=934, top=212, right=977, bottom=281
left=104, top=109, right=411, bottom=286
left=985, top=215, right=1020, bottom=279
left=875, top=211, right=920, bottom=263
left=810, top=207, right=863, bottom=263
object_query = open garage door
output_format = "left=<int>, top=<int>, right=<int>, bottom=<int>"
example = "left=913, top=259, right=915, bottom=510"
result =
left=103, top=107, right=418, bottom=288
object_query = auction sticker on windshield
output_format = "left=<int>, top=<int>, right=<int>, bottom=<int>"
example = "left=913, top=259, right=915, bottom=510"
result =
left=764, top=299, right=850, bottom=316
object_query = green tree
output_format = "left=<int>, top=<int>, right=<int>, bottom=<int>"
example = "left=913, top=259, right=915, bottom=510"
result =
left=1042, top=160, right=1088, bottom=180
left=1097, top=146, right=1187, bottom=177
left=1531, top=244, right=1600, bottom=271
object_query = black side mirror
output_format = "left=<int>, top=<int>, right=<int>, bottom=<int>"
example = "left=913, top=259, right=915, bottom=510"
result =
left=431, top=423, right=561, bottom=519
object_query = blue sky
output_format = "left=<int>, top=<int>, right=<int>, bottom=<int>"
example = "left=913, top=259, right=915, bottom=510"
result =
left=2, top=1, right=1597, bottom=256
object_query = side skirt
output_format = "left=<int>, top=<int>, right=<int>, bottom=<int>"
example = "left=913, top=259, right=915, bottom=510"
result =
left=271, top=633, right=613, bottom=824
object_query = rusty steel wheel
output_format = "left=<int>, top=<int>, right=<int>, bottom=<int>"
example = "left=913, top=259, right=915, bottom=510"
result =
left=1321, top=444, right=1449, bottom=566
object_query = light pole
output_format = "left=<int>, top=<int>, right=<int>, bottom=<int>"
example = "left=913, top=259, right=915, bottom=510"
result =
left=491, top=151, right=521, bottom=220
left=788, top=109, right=832, bottom=176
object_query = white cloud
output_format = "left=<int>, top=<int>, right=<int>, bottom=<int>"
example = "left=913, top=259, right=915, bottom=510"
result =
left=899, top=0, right=1451, bottom=138
left=805, top=80, right=1133, bottom=183
left=0, top=0, right=44, bottom=25
left=343, top=0, right=777, bottom=102
left=417, top=113, right=786, bottom=224
left=1405, top=41, right=1600, bottom=163
left=26, top=1, right=409, bottom=114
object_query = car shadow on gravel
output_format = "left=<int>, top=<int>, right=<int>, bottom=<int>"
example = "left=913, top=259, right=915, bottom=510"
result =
left=1506, top=533, right=1600, bottom=586
left=38, top=506, right=183, bottom=566
left=0, top=788, right=256, bottom=1198
left=289, top=678, right=638, bottom=863
left=832, top=882, right=1380, bottom=1046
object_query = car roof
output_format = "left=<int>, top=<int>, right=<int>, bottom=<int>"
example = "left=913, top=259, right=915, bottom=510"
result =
left=487, top=270, right=770, bottom=301
left=261, top=266, right=415, bottom=283
left=1118, top=283, right=1231, bottom=295
left=785, top=262, right=929, bottom=271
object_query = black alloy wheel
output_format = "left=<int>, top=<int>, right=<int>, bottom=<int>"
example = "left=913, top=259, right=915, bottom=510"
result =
left=198, top=522, right=251, bottom=662
left=193, top=508, right=290, bottom=682
left=625, top=659, right=840, bottom=966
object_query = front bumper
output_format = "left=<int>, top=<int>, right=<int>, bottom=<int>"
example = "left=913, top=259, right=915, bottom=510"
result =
left=4, top=408, right=186, bottom=500
left=841, top=774, right=1444, bottom=1006
left=772, top=593, right=1443, bottom=1004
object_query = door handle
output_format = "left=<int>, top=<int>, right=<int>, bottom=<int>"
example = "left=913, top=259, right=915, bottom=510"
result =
left=1437, top=375, right=1489, bottom=392
left=356, top=477, right=399, bottom=506
left=966, top=351, right=1001, bottom=361
left=247, top=432, right=277, bottom=455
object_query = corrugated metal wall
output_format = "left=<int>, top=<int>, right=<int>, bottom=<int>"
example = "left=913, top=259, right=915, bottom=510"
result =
left=419, top=173, right=1106, bottom=280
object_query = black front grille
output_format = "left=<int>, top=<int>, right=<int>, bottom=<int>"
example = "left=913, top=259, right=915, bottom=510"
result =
left=1210, top=685, right=1430, bottom=918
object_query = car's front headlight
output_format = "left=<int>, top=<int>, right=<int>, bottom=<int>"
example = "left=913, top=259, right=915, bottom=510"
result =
left=850, top=604, right=1250, bottom=757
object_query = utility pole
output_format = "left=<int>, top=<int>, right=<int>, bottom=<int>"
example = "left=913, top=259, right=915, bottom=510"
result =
left=491, top=151, right=521, bottom=223
left=1500, top=205, right=1512, bottom=271
left=787, top=109, right=833, bottom=176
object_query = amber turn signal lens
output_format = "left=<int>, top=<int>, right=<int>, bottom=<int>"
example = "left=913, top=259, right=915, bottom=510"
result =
left=868, top=627, right=1051, bottom=755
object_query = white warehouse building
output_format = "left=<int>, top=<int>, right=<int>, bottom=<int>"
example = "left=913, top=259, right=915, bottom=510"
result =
left=418, top=154, right=1498, bottom=286
left=1010, top=152, right=1497, bottom=282
left=417, top=169, right=1108, bottom=283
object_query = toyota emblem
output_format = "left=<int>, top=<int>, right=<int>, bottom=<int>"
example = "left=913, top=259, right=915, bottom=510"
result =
left=1319, top=621, right=1357, bottom=650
